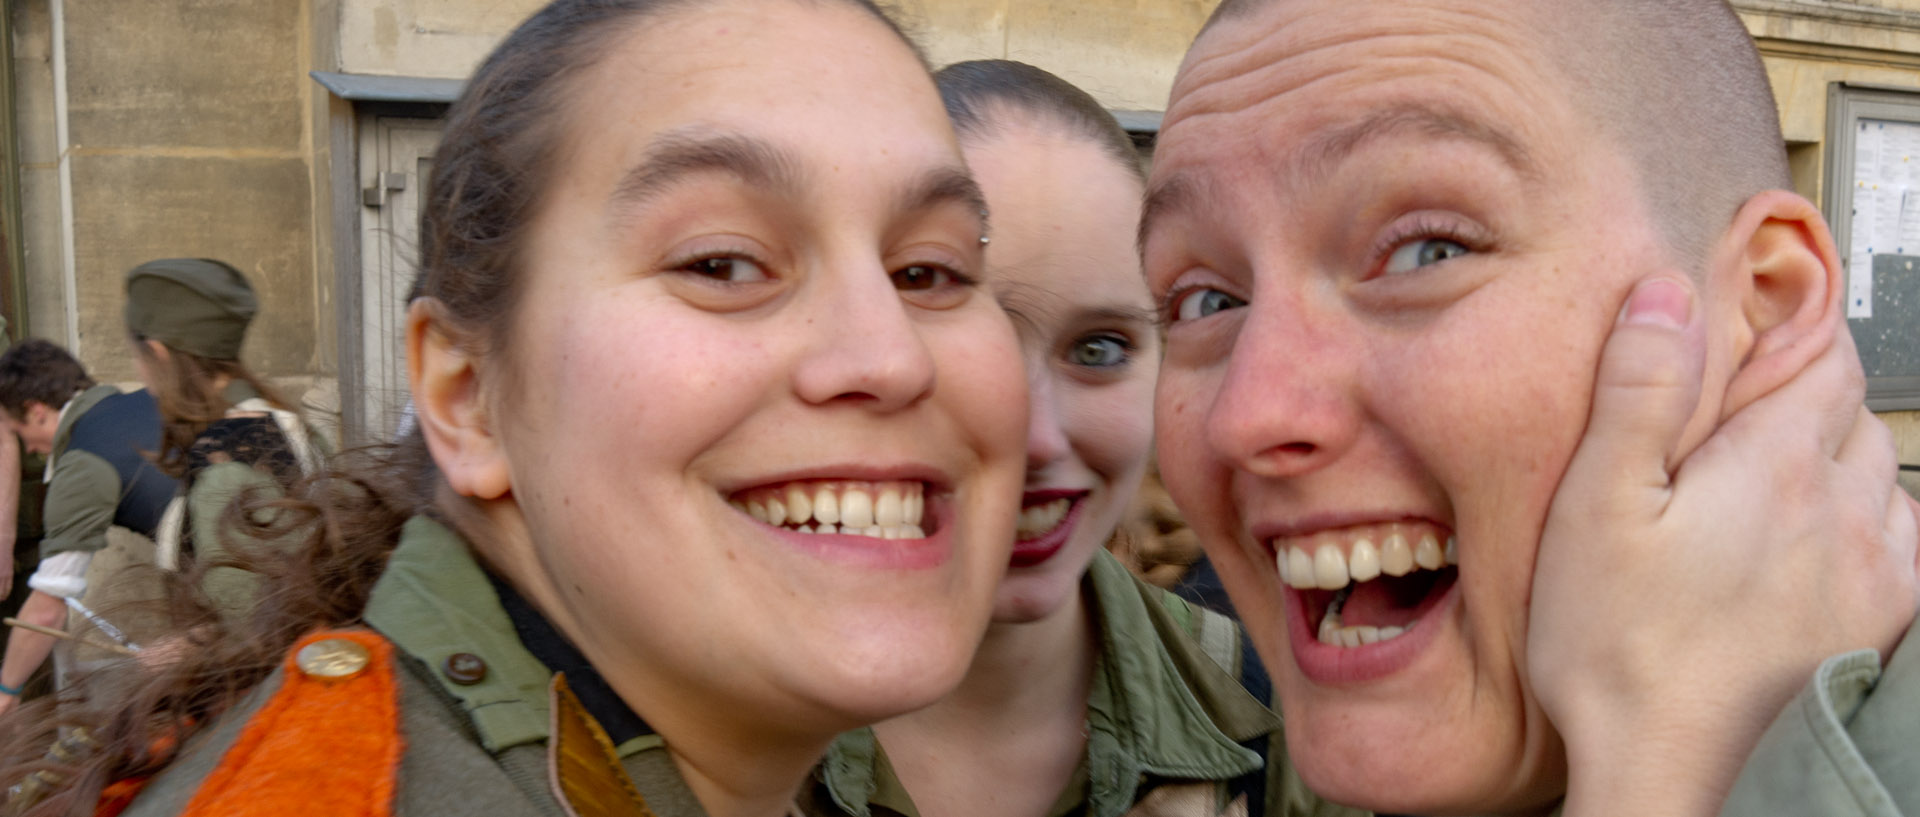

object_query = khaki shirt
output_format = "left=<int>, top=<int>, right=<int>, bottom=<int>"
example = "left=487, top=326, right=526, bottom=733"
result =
left=1721, top=617, right=1920, bottom=816
left=805, top=550, right=1364, bottom=817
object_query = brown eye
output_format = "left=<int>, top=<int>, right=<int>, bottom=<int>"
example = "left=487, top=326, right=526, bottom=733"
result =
left=680, top=255, right=770, bottom=283
left=891, top=264, right=952, bottom=291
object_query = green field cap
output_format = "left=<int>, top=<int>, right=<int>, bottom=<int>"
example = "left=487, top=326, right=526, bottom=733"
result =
left=124, top=258, right=257, bottom=360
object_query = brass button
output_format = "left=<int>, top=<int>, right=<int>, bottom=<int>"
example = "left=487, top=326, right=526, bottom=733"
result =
left=296, top=638, right=371, bottom=680
left=443, top=652, right=488, bottom=685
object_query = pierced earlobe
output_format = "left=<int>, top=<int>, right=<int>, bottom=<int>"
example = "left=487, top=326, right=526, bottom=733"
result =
left=406, top=299, right=512, bottom=500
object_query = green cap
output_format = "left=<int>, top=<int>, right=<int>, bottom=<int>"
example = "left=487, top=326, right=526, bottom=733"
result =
left=124, top=258, right=257, bottom=360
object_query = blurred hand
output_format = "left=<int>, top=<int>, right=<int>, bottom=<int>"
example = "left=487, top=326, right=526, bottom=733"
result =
left=1530, top=275, right=1920, bottom=816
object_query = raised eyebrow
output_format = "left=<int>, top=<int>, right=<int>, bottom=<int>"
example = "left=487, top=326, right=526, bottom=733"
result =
left=609, top=130, right=805, bottom=213
left=1296, top=103, right=1538, bottom=187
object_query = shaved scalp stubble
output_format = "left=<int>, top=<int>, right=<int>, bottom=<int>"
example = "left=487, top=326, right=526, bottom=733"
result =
left=1195, top=0, right=1791, bottom=268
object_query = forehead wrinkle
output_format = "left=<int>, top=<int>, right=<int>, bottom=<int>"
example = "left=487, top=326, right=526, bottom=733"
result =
left=1171, top=3, right=1547, bottom=126
left=608, top=128, right=806, bottom=216
left=1292, top=101, right=1540, bottom=192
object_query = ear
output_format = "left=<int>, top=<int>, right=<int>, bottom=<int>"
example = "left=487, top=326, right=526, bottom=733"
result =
left=406, top=298, right=512, bottom=500
left=1710, top=189, right=1846, bottom=419
left=141, top=338, right=171, bottom=366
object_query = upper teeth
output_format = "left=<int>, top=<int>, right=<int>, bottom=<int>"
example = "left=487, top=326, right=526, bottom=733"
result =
left=1016, top=498, right=1071, bottom=540
left=1274, top=523, right=1457, bottom=591
left=733, top=481, right=925, bottom=539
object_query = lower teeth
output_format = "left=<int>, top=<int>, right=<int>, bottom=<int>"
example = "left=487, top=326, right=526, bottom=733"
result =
left=1316, top=586, right=1410, bottom=647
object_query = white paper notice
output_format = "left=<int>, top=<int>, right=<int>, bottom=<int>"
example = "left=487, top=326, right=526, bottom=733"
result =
left=1848, top=252, right=1874, bottom=319
left=1841, top=119, right=1920, bottom=320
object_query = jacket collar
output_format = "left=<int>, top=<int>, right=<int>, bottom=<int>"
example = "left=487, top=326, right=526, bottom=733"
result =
left=365, top=515, right=581, bottom=752
left=818, top=551, right=1279, bottom=817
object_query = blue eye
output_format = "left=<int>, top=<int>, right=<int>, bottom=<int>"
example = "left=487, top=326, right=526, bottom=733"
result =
left=1067, top=334, right=1131, bottom=368
left=1172, top=288, right=1246, bottom=322
left=1383, top=237, right=1470, bottom=275
left=679, top=255, right=770, bottom=283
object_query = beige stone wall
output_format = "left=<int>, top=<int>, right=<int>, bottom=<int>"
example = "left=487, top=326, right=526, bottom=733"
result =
left=330, top=0, right=1215, bottom=111
left=10, top=0, right=322, bottom=388
left=10, top=2, right=67, bottom=348
left=334, top=0, right=544, bottom=79
left=892, top=0, right=1216, bottom=111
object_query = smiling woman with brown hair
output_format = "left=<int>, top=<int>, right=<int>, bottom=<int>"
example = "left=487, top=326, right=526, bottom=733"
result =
left=0, top=2, right=1027, bottom=815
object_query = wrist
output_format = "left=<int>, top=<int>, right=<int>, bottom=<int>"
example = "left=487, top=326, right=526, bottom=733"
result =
left=1559, top=702, right=1755, bottom=817
left=0, top=678, right=23, bottom=696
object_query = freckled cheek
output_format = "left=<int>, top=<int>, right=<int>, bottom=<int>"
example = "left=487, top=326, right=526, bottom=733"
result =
left=1152, top=371, right=1231, bottom=519
left=536, top=309, right=786, bottom=449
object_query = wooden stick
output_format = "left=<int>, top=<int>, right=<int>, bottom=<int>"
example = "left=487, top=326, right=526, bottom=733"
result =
left=3, top=617, right=138, bottom=657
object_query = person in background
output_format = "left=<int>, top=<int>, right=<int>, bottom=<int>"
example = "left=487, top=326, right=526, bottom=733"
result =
left=123, top=258, right=323, bottom=618
left=0, top=339, right=174, bottom=716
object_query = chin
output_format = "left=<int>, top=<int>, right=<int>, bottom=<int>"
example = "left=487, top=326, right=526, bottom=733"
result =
left=991, top=574, right=1082, bottom=624
left=817, top=604, right=986, bottom=708
left=808, top=645, right=974, bottom=723
left=1283, top=714, right=1566, bottom=817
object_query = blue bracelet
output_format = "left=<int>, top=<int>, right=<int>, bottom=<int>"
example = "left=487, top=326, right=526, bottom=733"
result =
left=0, top=680, right=20, bottom=696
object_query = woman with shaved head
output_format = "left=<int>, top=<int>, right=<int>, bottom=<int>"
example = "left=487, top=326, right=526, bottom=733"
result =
left=1147, top=0, right=1920, bottom=814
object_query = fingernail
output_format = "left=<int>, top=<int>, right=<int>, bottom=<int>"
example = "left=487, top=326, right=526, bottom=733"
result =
left=1620, top=278, right=1691, bottom=330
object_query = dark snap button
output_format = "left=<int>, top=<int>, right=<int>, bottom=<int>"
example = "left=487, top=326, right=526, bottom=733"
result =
left=443, top=652, right=488, bottom=685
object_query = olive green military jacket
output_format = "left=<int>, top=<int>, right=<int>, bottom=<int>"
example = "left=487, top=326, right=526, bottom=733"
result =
left=802, top=550, right=1365, bottom=817
left=1720, top=615, right=1920, bottom=817
left=120, top=516, right=713, bottom=817
left=175, top=381, right=332, bottom=617
left=40, top=384, right=130, bottom=559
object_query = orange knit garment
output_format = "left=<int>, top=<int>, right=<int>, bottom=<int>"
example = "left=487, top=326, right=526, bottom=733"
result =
left=177, top=630, right=402, bottom=817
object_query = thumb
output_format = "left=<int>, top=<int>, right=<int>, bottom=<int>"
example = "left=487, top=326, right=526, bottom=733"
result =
left=1557, top=277, right=1706, bottom=512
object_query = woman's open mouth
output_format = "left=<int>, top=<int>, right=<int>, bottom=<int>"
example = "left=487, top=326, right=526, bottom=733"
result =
left=1271, top=521, right=1460, bottom=682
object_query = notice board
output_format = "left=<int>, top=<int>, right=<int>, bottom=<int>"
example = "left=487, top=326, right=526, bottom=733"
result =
left=1825, top=84, right=1920, bottom=410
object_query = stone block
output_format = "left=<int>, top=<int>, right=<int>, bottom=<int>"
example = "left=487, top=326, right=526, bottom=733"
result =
left=892, top=0, right=1009, bottom=67
left=1761, top=53, right=1920, bottom=144
left=1003, top=0, right=1217, bottom=111
left=337, top=0, right=543, bottom=78
left=15, top=165, right=67, bottom=344
left=62, top=0, right=303, bottom=151
left=1886, top=410, right=1920, bottom=498
left=10, top=0, right=59, bottom=164
left=66, top=152, right=313, bottom=381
